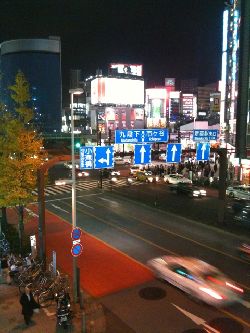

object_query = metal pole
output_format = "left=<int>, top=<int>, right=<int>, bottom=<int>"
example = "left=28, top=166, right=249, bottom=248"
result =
left=71, top=92, right=78, bottom=303
left=37, top=168, right=46, bottom=268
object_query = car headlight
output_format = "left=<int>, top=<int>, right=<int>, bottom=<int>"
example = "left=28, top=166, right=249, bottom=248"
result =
left=111, top=177, right=118, bottom=182
left=148, top=177, right=153, bottom=182
left=77, top=172, right=83, bottom=177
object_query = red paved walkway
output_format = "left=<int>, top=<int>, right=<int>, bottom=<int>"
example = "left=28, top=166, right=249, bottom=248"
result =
left=7, top=206, right=153, bottom=297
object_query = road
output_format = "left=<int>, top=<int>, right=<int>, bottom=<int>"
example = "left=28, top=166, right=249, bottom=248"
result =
left=44, top=186, right=250, bottom=333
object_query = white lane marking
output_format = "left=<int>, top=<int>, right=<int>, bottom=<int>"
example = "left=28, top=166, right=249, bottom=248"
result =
left=76, top=201, right=94, bottom=209
left=172, top=304, right=220, bottom=333
left=25, top=207, right=39, bottom=218
left=50, top=204, right=70, bottom=213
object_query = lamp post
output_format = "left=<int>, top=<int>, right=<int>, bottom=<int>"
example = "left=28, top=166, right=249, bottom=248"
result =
left=69, top=88, right=83, bottom=303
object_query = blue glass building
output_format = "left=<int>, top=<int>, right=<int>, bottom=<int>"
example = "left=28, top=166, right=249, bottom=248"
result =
left=0, top=37, right=62, bottom=133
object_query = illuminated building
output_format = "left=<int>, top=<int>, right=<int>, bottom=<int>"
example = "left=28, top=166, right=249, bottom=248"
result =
left=220, top=0, right=250, bottom=183
left=0, top=37, right=62, bottom=133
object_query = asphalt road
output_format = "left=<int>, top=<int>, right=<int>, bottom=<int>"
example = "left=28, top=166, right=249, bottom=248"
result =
left=45, top=188, right=250, bottom=333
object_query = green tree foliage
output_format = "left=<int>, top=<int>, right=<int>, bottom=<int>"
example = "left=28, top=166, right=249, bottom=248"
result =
left=0, top=70, right=47, bottom=254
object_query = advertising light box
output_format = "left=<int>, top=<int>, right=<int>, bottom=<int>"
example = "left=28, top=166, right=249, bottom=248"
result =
left=110, top=63, right=143, bottom=76
left=91, top=78, right=144, bottom=105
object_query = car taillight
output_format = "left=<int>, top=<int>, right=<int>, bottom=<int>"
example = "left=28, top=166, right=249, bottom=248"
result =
left=225, top=282, right=244, bottom=293
left=199, top=287, right=225, bottom=300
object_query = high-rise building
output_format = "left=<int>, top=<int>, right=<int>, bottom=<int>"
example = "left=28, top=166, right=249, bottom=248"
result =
left=0, top=37, right=62, bottom=133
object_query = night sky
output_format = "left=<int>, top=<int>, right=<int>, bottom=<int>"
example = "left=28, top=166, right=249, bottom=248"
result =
left=0, top=0, right=225, bottom=102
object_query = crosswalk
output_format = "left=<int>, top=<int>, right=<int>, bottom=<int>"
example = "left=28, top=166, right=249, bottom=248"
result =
left=32, top=178, right=143, bottom=197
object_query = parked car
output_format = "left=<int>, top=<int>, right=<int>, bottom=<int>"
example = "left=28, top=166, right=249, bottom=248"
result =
left=226, top=185, right=250, bottom=200
left=170, top=183, right=206, bottom=198
left=164, top=174, right=192, bottom=184
left=147, top=255, right=244, bottom=307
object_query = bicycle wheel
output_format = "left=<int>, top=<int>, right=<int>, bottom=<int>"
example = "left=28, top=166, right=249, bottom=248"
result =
left=38, top=292, right=53, bottom=308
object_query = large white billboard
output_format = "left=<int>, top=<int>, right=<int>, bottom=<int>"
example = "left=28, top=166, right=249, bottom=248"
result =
left=91, top=78, right=144, bottom=105
left=110, top=63, right=143, bottom=76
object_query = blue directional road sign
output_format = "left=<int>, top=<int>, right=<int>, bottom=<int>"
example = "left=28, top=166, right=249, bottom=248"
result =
left=94, top=146, right=114, bottom=169
left=80, top=146, right=93, bottom=169
left=71, top=228, right=82, bottom=241
left=115, top=129, right=168, bottom=144
left=196, top=143, right=210, bottom=161
left=134, top=144, right=151, bottom=165
left=193, top=129, right=218, bottom=142
left=167, top=143, right=182, bottom=163
left=71, top=243, right=83, bottom=257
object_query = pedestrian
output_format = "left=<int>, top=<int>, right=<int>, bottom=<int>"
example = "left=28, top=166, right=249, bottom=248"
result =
left=20, top=286, right=40, bottom=326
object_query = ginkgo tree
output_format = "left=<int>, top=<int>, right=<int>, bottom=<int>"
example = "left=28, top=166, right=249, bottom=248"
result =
left=0, top=70, right=47, bottom=254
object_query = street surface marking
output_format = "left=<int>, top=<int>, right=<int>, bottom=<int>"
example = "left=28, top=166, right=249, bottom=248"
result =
left=172, top=304, right=220, bottom=333
left=76, top=201, right=94, bottom=209
left=51, top=204, right=70, bottom=213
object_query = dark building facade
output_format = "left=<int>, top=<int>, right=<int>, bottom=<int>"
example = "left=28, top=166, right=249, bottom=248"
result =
left=0, top=37, right=62, bottom=133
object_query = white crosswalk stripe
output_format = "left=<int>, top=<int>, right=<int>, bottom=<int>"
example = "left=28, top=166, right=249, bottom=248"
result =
left=32, top=178, right=143, bottom=197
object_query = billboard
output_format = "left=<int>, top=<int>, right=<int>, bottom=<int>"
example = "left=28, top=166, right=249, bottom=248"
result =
left=110, top=63, right=143, bottom=76
left=165, top=78, right=176, bottom=87
left=182, top=94, right=194, bottom=117
left=91, top=77, right=144, bottom=105
left=105, top=106, right=144, bottom=132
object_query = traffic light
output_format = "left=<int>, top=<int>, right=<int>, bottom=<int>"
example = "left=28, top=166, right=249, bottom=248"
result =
left=75, top=142, right=81, bottom=149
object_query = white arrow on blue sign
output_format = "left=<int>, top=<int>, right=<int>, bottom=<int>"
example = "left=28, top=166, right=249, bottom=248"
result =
left=167, top=143, right=182, bottom=163
left=134, top=144, right=151, bottom=165
left=196, top=143, right=210, bottom=161
left=94, top=146, right=114, bottom=169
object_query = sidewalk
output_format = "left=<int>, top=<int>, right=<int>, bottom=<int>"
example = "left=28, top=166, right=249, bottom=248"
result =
left=0, top=282, right=135, bottom=333
left=0, top=281, right=85, bottom=333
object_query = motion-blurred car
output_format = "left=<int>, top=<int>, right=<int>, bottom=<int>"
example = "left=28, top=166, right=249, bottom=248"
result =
left=164, top=174, right=192, bottom=184
left=237, top=243, right=250, bottom=261
left=226, top=185, right=250, bottom=200
left=147, top=256, right=244, bottom=307
left=170, top=183, right=206, bottom=198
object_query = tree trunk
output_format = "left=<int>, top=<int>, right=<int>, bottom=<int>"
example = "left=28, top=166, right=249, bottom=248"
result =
left=18, top=205, right=24, bottom=255
left=1, top=207, right=8, bottom=231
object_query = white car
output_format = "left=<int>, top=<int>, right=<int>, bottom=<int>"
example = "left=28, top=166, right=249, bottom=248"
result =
left=164, top=174, right=192, bottom=184
left=114, top=157, right=131, bottom=165
left=64, top=161, right=80, bottom=169
left=55, top=179, right=72, bottom=186
left=76, top=170, right=90, bottom=178
left=147, top=256, right=244, bottom=307
left=130, top=165, right=142, bottom=176
left=226, top=185, right=250, bottom=200
left=110, top=170, right=120, bottom=176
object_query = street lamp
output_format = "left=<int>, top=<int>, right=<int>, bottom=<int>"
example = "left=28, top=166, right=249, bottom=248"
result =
left=69, top=88, right=83, bottom=303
